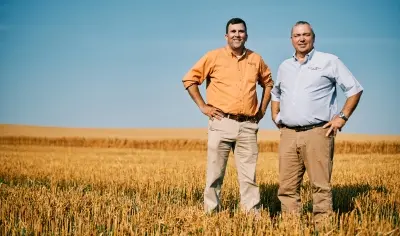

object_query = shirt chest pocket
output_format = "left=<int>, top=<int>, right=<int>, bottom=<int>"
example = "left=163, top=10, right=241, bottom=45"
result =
left=303, top=66, right=334, bottom=88
left=211, top=63, right=232, bottom=83
left=245, top=64, right=259, bottom=83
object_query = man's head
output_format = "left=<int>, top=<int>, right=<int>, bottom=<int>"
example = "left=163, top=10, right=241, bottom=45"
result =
left=225, top=18, right=248, bottom=53
left=291, top=21, right=315, bottom=55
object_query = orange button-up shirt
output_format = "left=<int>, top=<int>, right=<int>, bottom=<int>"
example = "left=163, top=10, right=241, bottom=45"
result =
left=182, top=46, right=274, bottom=116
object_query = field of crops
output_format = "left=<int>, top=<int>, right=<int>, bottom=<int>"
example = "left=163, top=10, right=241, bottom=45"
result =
left=0, top=136, right=399, bottom=235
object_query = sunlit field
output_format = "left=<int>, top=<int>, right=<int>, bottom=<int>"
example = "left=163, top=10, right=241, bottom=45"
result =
left=0, top=135, right=399, bottom=235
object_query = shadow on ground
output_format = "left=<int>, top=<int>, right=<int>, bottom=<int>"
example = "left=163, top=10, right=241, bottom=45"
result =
left=332, top=184, right=388, bottom=214
left=256, top=183, right=388, bottom=217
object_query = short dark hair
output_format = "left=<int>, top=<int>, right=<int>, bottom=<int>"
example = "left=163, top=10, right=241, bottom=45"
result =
left=226, top=18, right=247, bottom=34
left=291, top=20, right=315, bottom=39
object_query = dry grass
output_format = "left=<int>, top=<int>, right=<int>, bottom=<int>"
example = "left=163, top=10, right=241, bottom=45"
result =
left=1, top=141, right=399, bottom=235
left=0, top=136, right=399, bottom=154
left=2, top=124, right=400, bottom=142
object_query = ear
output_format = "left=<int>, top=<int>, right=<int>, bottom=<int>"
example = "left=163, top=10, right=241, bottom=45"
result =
left=224, top=34, right=228, bottom=41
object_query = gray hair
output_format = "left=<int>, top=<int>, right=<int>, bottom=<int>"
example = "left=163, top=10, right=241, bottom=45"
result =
left=291, top=21, right=315, bottom=39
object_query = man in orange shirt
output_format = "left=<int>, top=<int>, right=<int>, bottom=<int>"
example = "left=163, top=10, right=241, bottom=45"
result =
left=182, top=17, right=274, bottom=214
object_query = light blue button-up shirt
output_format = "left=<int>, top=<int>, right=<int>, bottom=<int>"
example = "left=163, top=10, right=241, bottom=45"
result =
left=271, top=49, right=364, bottom=126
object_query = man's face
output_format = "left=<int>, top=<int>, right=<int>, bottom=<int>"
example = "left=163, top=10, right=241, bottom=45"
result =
left=291, top=24, right=314, bottom=54
left=225, top=23, right=247, bottom=51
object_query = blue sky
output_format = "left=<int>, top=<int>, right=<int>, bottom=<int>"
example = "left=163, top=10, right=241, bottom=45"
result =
left=0, top=0, right=399, bottom=135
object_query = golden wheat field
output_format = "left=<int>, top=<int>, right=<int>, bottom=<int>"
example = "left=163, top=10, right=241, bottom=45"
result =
left=0, top=125, right=400, bottom=235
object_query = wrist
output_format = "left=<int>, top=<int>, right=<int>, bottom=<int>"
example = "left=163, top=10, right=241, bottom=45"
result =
left=272, top=113, right=281, bottom=124
left=338, top=111, right=348, bottom=121
left=199, top=103, right=207, bottom=110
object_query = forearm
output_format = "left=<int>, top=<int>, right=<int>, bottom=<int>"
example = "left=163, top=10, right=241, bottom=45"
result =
left=259, top=86, right=272, bottom=114
left=341, top=91, right=363, bottom=118
left=186, top=84, right=206, bottom=109
left=271, top=101, right=280, bottom=121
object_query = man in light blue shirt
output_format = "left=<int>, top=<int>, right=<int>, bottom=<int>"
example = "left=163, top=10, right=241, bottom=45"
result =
left=271, top=21, right=363, bottom=228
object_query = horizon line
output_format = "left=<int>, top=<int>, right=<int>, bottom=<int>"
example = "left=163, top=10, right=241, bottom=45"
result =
left=1, top=123, right=399, bottom=137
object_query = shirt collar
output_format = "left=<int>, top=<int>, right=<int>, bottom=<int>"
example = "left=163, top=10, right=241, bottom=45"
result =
left=292, top=48, right=316, bottom=63
left=225, top=45, right=247, bottom=59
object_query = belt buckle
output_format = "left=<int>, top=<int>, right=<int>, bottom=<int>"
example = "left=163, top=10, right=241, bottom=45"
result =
left=295, top=125, right=312, bottom=132
left=295, top=127, right=304, bottom=132
left=238, top=115, right=248, bottom=122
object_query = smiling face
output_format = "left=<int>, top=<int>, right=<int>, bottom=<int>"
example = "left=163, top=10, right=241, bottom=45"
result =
left=225, top=23, right=247, bottom=53
left=291, top=23, right=314, bottom=55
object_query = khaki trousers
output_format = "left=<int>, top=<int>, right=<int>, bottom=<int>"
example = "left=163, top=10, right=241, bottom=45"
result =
left=278, top=126, right=334, bottom=219
left=204, top=117, right=260, bottom=213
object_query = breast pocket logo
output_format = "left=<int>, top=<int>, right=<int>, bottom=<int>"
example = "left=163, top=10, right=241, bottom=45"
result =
left=308, top=66, right=321, bottom=70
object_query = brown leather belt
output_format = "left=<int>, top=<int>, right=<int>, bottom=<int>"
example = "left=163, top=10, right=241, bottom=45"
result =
left=224, top=113, right=257, bottom=123
left=282, top=121, right=327, bottom=132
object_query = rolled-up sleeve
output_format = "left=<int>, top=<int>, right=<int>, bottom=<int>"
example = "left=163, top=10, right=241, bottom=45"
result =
left=333, top=58, right=364, bottom=97
left=182, top=52, right=213, bottom=89
left=271, top=66, right=282, bottom=102
left=258, top=58, right=274, bottom=88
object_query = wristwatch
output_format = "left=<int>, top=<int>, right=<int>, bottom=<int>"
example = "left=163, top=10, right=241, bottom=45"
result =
left=339, top=111, right=348, bottom=121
